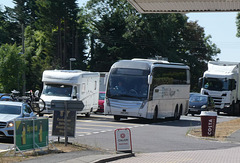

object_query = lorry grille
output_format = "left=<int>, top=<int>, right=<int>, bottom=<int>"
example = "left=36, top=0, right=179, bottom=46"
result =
left=212, top=97, right=222, bottom=108
left=0, top=122, right=7, bottom=128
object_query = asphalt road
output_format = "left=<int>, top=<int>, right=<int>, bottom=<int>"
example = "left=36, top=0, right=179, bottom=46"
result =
left=68, top=114, right=240, bottom=153
left=0, top=114, right=239, bottom=153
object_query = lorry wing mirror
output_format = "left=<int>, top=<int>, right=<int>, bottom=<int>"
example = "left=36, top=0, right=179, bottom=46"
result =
left=229, top=79, right=236, bottom=90
left=72, top=96, right=77, bottom=99
left=148, top=75, right=153, bottom=85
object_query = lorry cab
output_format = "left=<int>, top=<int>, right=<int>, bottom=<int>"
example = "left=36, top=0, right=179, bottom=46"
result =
left=200, top=61, right=240, bottom=115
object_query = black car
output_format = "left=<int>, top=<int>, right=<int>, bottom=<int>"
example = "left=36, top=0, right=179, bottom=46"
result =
left=187, top=93, right=215, bottom=116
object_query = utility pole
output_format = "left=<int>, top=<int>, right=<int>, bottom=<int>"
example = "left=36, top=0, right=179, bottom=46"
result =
left=22, top=24, right=26, bottom=95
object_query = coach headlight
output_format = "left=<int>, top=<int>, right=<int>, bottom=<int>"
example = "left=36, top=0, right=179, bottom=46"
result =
left=140, top=100, right=147, bottom=109
left=106, top=98, right=110, bottom=106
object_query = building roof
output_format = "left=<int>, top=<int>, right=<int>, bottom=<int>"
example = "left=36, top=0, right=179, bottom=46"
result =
left=127, top=0, right=240, bottom=13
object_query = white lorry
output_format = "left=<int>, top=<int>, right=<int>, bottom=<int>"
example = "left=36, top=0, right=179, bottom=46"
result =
left=200, top=61, right=240, bottom=115
left=40, top=70, right=100, bottom=116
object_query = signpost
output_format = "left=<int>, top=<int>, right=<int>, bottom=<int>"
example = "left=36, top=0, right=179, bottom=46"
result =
left=51, top=100, right=84, bottom=146
left=114, top=128, right=132, bottom=153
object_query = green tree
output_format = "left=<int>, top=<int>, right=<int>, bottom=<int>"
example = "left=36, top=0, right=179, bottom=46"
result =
left=0, top=44, right=26, bottom=92
left=24, top=26, right=53, bottom=91
left=0, top=8, right=21, bottom=45
left=179, top=21, right=220, bottom=91
left=85, top=0, right=220, bottom=91
left=237, top=13, right=240, bottom=37
left=35, top=0, right=81, bottom=69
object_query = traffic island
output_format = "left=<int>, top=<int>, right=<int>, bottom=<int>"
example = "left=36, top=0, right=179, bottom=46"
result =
left=188, top=117, right=240, bottom=141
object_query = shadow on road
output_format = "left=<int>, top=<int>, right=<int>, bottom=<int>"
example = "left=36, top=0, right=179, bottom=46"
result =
left=151, top=119, right=201, bottom=127
left=109, top=116, right=201, bottom=127
left=0, top=137, right=13, bottom=144
left=75, top=113, right=202, bottom=127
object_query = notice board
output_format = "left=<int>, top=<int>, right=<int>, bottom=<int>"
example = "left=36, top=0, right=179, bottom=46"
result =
left=52, top=110, right=76, bottom=137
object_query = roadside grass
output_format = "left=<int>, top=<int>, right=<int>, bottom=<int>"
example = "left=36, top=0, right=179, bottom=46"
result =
left=0, top=142, right=98, bottom=163
left=189, top=117, right=240, bottom=141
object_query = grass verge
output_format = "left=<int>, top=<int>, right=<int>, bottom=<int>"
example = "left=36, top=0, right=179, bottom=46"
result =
left=0, top=142, right=97, bottom=163
left=189, top=117, right=240, bottom=141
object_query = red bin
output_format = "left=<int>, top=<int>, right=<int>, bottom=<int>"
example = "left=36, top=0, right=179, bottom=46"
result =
left=200, top=111, right=217, bottom=137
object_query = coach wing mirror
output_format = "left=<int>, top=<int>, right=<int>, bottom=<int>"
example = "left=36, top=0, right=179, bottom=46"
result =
left=148, top=75, right=153, bottom=85
left=198, top=77, right=203, bottom=88
left=72, top=93, right=78, bottom=99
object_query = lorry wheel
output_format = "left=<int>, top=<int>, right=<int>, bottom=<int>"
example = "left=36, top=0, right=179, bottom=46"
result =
left=229, top=103, right=235, bottom=115
left=232, top=103, right=236, bottom=115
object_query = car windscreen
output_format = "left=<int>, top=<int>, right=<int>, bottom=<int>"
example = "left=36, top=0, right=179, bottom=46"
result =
left=99, top=93, right=105, bottom=100
left=190, top=96, right=208, bottom=103
left=0, top=105, right=21, bottom=114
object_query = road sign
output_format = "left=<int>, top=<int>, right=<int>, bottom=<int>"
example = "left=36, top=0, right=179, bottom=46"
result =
left=14, top=118, right=49, bottom=151
left=114, top=128, right=132, bottom=153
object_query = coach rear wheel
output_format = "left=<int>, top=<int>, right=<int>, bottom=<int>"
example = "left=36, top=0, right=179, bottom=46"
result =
left=174, top=107, right=179, bottom=120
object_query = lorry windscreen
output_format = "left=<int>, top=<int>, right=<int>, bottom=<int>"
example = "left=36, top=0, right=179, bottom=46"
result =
left=42, top=84, right=72, bottom=97
left=106, top=68, right=149, bottom=101
left=203, top=78, right=229, bottom=91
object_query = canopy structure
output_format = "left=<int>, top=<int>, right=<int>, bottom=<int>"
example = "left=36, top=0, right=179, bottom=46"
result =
left=127, top=0, right=240, bottom=13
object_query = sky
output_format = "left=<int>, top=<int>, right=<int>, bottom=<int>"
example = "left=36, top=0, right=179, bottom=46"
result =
left=1, top=0, right=240, bottom=62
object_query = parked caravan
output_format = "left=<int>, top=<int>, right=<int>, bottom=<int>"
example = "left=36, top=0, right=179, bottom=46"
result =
left=40, top=70, right=100, bottom=117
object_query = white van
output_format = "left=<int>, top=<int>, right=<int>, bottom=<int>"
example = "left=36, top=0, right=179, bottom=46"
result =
left=40, top=70, right=100, bottom=116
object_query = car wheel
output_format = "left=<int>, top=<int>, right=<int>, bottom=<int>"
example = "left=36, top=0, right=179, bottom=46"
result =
left=114, top=115, right=121, bottom=121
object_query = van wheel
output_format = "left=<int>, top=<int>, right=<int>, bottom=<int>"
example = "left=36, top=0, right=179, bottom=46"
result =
left=85, top=112, right=91, bottom=117
left=114, top=115, right=121, bottom=121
